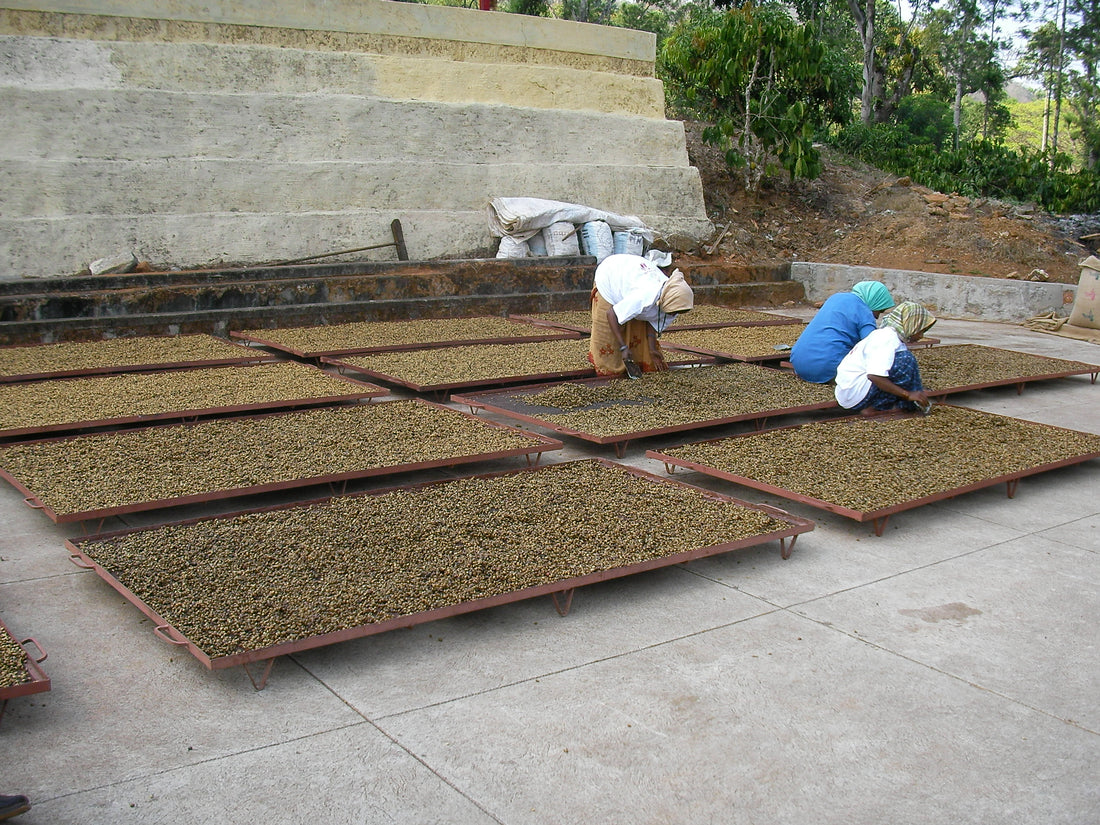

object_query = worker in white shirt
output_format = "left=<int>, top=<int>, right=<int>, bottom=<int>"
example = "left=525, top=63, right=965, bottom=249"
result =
left=587, top=252, right=694, bottom=379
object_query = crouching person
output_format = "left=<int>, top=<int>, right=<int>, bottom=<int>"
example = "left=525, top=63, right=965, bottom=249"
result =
left=834, top=301, right=937, bottom=415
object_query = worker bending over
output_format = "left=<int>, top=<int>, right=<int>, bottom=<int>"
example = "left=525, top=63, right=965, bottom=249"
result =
left=588, top=253, right=694, bottom=378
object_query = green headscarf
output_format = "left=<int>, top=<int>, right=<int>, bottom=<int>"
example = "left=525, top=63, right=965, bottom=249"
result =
left=851, top=281, right=895, bottom=312
left=881, top=301, right=936, bottom=341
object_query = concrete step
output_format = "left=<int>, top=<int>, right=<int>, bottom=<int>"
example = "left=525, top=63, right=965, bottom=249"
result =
left=0, top=89, right=691, bottom=166
left=0, top=259, right=802, bottom=344
left=0, top=35, right=666, bottom=116
left=694, top=281, right=805, bottom=308
left=0, top=160, right=708, bottom=221
left=0, top=31, right=711, bottom=278
left=685, top=262, right=793, bottom=286
left=0, top=293, right=598, bottom=344
left=0, top=256, right=593, bottom=316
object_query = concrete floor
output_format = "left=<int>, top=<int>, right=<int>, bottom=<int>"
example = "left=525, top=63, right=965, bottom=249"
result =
left=1, top=312, right=1098, bottom=824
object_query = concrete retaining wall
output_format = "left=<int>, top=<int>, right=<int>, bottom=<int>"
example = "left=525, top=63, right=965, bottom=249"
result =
left=792, top=262, right=1077, bottom=323
left=0, top=1, right=712, bottom=279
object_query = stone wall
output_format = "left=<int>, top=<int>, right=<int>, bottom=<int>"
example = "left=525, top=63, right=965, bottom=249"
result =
left=792, top=262, right=1076, bottom=323
left=0, top=0, right=712, bottom=278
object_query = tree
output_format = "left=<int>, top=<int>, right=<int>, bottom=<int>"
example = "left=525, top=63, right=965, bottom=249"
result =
left=558, top=0, right=618, bottom=23
left=661, top=4, right=853, bottom=189
left=611, top=0, right=680, bottom=42
left=847, top=0, right=926, bottom=124
left=498, top=0, right=551, bottom=14
left=1064, top=0, right=1100, bottom=168
left=922, top=0, right=1010, bottom=147
left=1017, top=20, right=1065, bottom=153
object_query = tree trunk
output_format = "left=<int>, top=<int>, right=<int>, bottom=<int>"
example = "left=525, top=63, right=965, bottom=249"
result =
left=1051, top=0, right=1067, bottom=158
left=1041, top=83, right=1051, bottom=153
left=954, top=77, right=964, bottom=151
left=848, top=0, right=876, bottom=126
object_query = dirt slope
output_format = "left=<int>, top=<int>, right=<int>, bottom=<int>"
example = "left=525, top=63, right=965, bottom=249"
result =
left=679, top=121, right=1094, bottom=285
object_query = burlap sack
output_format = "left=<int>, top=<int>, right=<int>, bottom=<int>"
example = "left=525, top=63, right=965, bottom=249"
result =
left=1067, top=255, right=1100, bottom=330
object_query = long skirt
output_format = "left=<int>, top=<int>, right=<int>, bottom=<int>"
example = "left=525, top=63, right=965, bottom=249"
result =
left=851, top=349, right=925, bottom=412
left=587, top=287, right=665, bottom=376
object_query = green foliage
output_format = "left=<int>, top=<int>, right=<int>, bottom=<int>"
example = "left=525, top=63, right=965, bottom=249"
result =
left=611, top=2, right=671, bottom=40
left=894, top=94, right=954, bottom=149
left=1003, top=98, right=1050, bottom=149
left=1001, top=97, right=1083, bottom=161
left=498, top=0, right=551, bottom=15
left=557, top=0, right=618, bottom=23
left=660, top=4, right=853, bottom=190
left=831, top=123, right=1100, bottom=212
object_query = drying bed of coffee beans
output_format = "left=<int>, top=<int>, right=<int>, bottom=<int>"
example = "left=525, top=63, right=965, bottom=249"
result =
left=0, top=361, right=381, bottom=435
left=679, top=306, right=802, bottom=326
left=653, top=405, right=1100, bottom=514
left=0, top=626, right=29, bottom=690
left=914, top=344, right=1099, bottom=391
left=0, top=401, right=553, bottom=518
left=236, top=316, right=561, bottom=356
left=0, top=334, right=264, bottom=380
left=506, top=364, right=835, bottom=438
left=334, top=339, right=700, bottom=388
left=513, top=311, right=591, bottom=330
left=519, top=306, right=800, bottom=332
left=73, top=460, right=798, bottom=659
left=662, top=324, right=806, bottom=359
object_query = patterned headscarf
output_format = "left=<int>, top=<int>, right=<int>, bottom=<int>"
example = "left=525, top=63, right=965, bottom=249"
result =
left=881, top=301, right=936, bottom=340
left=851, top=281, right=895, bottom=312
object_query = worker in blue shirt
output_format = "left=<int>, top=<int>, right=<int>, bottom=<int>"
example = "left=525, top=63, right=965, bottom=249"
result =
left=789, top=281, right=895, bottom=384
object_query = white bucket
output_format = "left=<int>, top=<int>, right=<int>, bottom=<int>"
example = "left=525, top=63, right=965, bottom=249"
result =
left=579, top=220, right=614, bottom=263
left=613, top=229, right=645, bottom=256
left=542, top=222, right=580, bottom=257
left=527, top=232, right=547, bottom=257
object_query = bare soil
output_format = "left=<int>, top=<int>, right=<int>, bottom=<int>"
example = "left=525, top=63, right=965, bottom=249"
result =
left=679, top=121, right=1095, bottom=285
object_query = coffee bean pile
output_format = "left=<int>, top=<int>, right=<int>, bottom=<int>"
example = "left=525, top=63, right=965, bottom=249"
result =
left=76, top=460, right=793, bottom=658
left=0, top=628, right=29, bottom=689
left=238, top=316, right=549, bottom=354
left=662, top=324, right=806, bottom=358
left=0, top=401, right=548, bottom=517
left=915, top=344, right=1098, bottom=390
left=674, top=306, right=800, bottom=326
left=518, top=311, right=591, bottom=329
left=524, top=306, right=798, bottom=331
left=0, top=362, right=376, bottom=433
left=658, top=405, right=1100, bottom=513
left=339, top=339, right=698, bottom=386
left=0, top=335, right=260, bottom=379
left=514, top=364, right=834, bottom=437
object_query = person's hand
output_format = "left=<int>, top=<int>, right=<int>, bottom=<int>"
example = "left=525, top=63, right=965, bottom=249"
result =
left=620, top=345, right=642, bottom=379
left=907, top=389, right=929, bottom=407
left=651, top=350, right=669, bottom=372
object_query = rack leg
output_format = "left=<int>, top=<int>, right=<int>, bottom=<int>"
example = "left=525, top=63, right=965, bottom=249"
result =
left=551, top=589, right=575, bottom=617
left=780, top=535, right=798, bottom=560
left=242, top=658, right=277, bottom=691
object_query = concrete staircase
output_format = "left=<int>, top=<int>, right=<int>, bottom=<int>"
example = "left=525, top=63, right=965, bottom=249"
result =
left=0, top=2, right=713, bottom=279
left=0, top=258, right=803, bottom=344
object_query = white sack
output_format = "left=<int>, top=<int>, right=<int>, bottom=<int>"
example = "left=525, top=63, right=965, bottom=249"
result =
left=495, top=235, right=530, bottom=258
left=543, top=222, right=581, bottom=256
left=487, top=197, right=654, bottom=244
